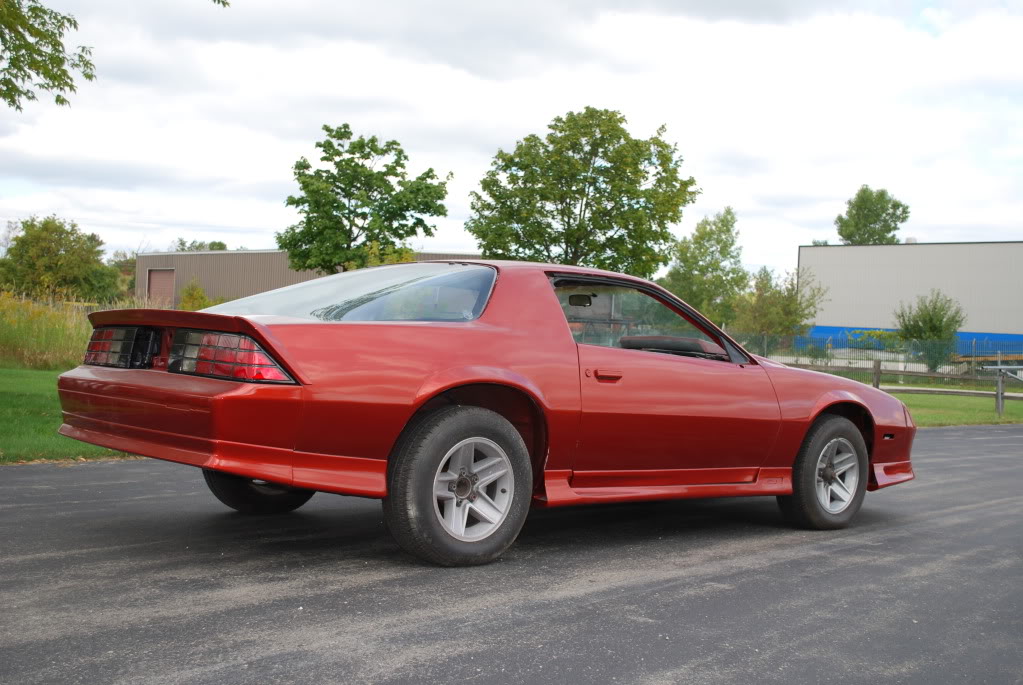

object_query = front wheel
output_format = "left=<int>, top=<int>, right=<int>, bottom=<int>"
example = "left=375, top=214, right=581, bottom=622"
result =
left=777, top=415, right=868, bottom=529
left=383, top=406, right=532, bottom=566
left=203, top=469, right=315, bottom=514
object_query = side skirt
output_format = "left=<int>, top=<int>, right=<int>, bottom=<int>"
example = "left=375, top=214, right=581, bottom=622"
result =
left=536, top=467, right=793, bottom=507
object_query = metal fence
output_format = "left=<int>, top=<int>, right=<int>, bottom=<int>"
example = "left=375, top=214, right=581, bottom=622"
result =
left=728, top=332, right=1023, bottom=390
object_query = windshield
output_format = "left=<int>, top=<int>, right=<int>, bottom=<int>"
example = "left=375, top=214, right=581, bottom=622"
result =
left=204, top=263, right=496, bottom=322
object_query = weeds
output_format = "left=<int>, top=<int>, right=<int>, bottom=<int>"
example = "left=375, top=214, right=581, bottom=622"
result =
left=0, top=292, right=155, bottom=370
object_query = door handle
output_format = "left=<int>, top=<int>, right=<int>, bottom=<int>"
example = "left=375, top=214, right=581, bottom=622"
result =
left=594, top=369, right=623, bottom=382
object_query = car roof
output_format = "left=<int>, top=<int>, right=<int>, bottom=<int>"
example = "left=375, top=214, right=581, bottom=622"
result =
left=418, top=259, right=657, bottom=287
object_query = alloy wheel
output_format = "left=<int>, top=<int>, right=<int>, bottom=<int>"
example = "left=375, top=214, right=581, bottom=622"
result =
left=814, top=437, right=860, bottom=514
left=433, top=437, right=514, bottom=541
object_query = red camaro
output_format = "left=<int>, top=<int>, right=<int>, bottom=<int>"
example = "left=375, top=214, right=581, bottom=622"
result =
left=57, top=261, right=915, bottom=565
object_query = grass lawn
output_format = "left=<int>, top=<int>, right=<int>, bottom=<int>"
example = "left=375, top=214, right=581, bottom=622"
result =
left=893, top=392, right=1023, bottom=427
left=1, top=367, right=1020, bottom=464
left=0, top=368, right=122, bottom=463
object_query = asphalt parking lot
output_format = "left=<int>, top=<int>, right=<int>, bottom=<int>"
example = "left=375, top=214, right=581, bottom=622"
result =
left=2, top=425, right=1021, bottom=685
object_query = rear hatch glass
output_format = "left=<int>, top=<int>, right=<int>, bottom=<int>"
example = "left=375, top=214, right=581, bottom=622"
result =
left=204, top=263, right=496, bottom=322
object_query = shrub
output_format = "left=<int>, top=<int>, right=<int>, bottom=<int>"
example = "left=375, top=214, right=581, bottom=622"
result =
left=849, top=329, right=903, bottom=351
left=806, top=342, right=833, bottom=364
left=179, top=279, right=212, bottom=311
left=894, top=290, right=966, bottom=371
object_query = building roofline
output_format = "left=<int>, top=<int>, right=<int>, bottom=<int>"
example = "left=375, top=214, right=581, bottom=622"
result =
left=799, top=240, right=1023, bottom=248
left=138, top=249, right=284, bottom=256
left=138, top=249, right=485, bottom=257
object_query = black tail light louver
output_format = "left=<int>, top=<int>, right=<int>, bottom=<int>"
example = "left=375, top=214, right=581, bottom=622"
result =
left=84, top=327, right=161, bottom=369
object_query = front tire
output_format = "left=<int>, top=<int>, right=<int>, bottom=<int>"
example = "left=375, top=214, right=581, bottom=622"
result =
left=777, top=415, right=868, bottom=530
left=383, top=406, right=532, bottom=566
left=203, top=469, right=315, bottom=514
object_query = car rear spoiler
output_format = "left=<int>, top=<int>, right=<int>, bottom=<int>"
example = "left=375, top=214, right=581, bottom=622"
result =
left=90, top=308, right=255, bottom=331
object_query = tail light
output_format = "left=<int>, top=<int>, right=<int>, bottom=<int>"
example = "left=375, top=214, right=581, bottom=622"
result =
left=168, top=329, right=293, bottom=383
left=85, top=327, right=161, bottom=369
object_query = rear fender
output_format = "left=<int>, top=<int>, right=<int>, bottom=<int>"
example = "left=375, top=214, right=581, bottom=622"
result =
left=409, top=366, right=552, bottom=488
left=413, top=366, right=550, bottom=412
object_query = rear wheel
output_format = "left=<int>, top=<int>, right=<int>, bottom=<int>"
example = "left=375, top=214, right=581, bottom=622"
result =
left=777, top=415, right=868, bottom=529
left=383, top=406, right=532, bottom=566
left=202, top=469, right=314, bottom=514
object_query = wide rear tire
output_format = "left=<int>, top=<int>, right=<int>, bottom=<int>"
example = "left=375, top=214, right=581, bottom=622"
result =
left=777, top=415, right=868, bottom=530
left=383, top=406, right=532, bottom=566
left=203, top=469, right=315, bottom=514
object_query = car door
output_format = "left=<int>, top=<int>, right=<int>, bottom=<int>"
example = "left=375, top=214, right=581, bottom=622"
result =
left=553, top=278, right=781, bottom=483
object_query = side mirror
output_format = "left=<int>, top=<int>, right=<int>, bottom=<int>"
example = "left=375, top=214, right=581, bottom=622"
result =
left=568, top=294, right=592, bottom=307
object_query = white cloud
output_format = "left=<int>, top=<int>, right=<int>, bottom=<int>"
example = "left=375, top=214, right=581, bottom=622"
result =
left=0, top=1, right=1020, bottom=274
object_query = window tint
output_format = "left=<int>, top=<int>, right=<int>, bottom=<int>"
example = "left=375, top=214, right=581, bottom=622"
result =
left=204, top=263, right=496, bottom=322
left=554, top=282, right=725, bottom=358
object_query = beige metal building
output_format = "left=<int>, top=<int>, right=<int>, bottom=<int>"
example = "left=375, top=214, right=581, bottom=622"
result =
left=135, top=249, right=481, bottom=307
left=798, top=241, right=1023, bottom=342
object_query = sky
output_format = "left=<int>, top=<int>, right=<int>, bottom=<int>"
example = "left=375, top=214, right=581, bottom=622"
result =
left=1, top=0, right=1021, bottom=275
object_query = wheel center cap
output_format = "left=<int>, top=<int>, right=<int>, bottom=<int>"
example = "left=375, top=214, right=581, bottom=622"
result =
left=454, top=477, right=473, bottom=499
left=822, top=466, right=836, bottom=482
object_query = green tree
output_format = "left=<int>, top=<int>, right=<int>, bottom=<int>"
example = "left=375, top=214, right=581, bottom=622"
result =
left=0, top=215, right=120, bottom=300
left=277, top=123, right=450, bottom=274
left=835, top=185, right=910, bottom=245
left=466, top=107, right=698, bottom=279
left=170, top=238, right=228, bottom=252
left=107, top=248, right=138, bottom=296
left=1, top=0, right=227, bottom=111
left=0, top=0, right=94, bottom=110
left=658, top=207, right=748, bottom=326
left=731, top=267, right=828, bottom=341
left=894, top=289, right=966, bottom=371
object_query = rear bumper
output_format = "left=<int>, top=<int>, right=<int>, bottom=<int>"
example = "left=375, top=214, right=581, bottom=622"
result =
left=57, top=417, right=295, bottom=483
left=57, top=366, right=387, bottom=497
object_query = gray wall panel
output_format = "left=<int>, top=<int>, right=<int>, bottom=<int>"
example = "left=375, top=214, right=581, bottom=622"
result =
left=799, top=242, right=1023, bottom=334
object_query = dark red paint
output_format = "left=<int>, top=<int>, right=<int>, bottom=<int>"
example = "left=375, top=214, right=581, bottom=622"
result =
left=57, top=261, right=915, bottom=505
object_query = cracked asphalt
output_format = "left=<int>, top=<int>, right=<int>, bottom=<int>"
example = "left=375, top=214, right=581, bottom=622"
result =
left=1, top=425, right=1021, bottom=684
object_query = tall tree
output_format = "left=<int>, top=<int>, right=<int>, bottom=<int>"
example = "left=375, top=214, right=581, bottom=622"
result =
left=277, top=124, right=449, bottom=274
left=466, top=107, right=698, bottom=279
left=731, top=267, right=827, bottom=338
left=1, top=0, right=226, bottom=111
left=834, top=185, right=910, bottom=245
left=658, top=207, right=748, bottom=326
left=0, top=215, right=119, bottom=300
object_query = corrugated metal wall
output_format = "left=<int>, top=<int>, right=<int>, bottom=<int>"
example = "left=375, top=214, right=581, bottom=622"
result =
left=135, top=250, right=481, bottom=306
left=798, top=242, right=1023, bottom=335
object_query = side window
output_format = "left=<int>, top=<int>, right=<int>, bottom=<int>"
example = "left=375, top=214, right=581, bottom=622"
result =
left=553, top=282, right=730, bottom=361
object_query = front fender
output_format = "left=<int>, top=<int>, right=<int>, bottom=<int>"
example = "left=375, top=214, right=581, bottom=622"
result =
left=808, top=387, right=906, bottom=434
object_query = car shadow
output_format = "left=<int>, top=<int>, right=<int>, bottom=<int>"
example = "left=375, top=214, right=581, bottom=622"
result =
left=76, top=492, right=905, bottom=570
